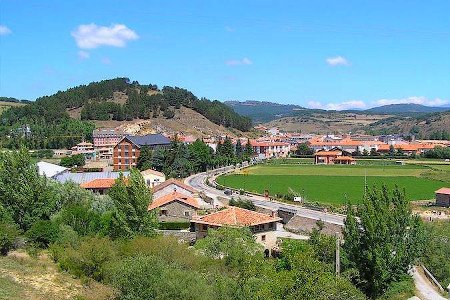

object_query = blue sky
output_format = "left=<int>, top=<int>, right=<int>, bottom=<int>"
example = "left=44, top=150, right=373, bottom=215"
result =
left=1, top=1, right=450, bottom=109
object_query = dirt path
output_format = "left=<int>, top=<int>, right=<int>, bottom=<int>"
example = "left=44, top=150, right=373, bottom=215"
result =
left=411, top=266, right=446, bottom=300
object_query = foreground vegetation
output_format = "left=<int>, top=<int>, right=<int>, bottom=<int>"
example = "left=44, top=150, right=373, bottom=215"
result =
left=0, top=149, right=443, bottom=300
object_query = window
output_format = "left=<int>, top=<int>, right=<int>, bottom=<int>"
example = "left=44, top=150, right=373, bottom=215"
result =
left=261, top=235, right=266, bottom=242
left=184, top=211, right=190, bottom=217
left=146, top=179, right=151, bottom=186
left=202, top=224, right=208, bottom=231
left=160, top=210, right=168, bottom=216
left=269, top=222, right=274, bottom=229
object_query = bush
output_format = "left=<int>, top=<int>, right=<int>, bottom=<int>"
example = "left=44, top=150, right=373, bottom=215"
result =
left=379, top=276, right=415, bottom=300
left=158, top=222, right=190, bottom=230
left=26, top=220, right=59, bottom=248
left=105, top=255, right=214, bottom=300
left=54, top=236, right=117, bottom=281
left=0, top=222, right=20, bottom=255
left=229, top=198, right=256, bottom=211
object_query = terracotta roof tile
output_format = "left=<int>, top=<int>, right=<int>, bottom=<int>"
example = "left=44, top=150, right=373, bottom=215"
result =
left=334, top=156, right=355, bottom=161
left=152, top=178, right=196, bottom=193
left=315, top=150, right=342, bottom=156
left=435, top=187, right=450, bottom=195
left=80, top=178, right=116, bottom=189
left=193, top=206, right=281, bottom=227
left=148, top=191, right=200, bottom=210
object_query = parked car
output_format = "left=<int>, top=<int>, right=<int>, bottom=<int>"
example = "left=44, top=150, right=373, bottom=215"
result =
left=224, top=189, right=232, bottom=195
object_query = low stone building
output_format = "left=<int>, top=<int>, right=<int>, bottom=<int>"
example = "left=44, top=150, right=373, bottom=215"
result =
left=148, top=191, right=200, bottom=222
left=191, top=206, right=281, bottom=250
left=435, top=187, right=450, bottom=207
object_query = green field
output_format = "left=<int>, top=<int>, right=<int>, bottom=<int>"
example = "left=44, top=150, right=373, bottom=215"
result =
left=217, top=163, right=449, bottom=205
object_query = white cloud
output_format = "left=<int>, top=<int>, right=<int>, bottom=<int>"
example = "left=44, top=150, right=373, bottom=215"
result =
left=78, top=50, right=90, bottom=60
left=71, top=23, right=139, bottom=49
left=374, top=96, right=449, bottom=107
left=326, top=56, right=349, bottom=66
left=226, top=57, right=252, bottom=66
left=0, top=25, right=12, bottom=36
left=307, top=100, right=367, bottom=111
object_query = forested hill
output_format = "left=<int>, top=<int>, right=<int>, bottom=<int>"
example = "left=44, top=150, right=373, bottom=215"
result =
left=3, top=78, right=251, bottom=131
left=0, top=78, right=252, bottom=148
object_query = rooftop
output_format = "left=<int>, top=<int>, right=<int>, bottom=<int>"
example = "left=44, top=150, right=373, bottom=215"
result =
left=80, top=178, right=117, bottom=189
left=152, top=178, right=196, bottom=193
left=125, top=134, right=171, bottom=147
left=435, top=187, right=450, bottom=195
left=192, top=206, right=281, bottom=227
left=148, top=191, right=200, bottom=211
left=141, top=168, right=166, bottom=178
left=37, top=161, right=68, bottom=178
left=314, top=150, right=342, bottom=156
left=54, top=171, right=129, bottom=184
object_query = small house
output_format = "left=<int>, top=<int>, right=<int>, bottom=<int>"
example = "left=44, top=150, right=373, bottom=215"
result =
left=152, top=178, right=197, bottom=199
left=148, top=191, right=200, bottom=222
left=191, top=206, right=281, bottom=249
left=141, top=169, right=166, bottom=188
left=435, top=187, right=450, bottom=207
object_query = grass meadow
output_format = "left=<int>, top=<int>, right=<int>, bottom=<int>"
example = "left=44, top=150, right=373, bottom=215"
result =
left=217, top=162, right=449, bottom=205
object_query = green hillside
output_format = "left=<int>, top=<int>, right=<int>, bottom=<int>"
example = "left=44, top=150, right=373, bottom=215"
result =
left=0, top=78, right=252, bottom=149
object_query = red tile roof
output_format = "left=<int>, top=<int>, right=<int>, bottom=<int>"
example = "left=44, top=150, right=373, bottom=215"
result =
left=314, top=150, right=342, bottom=156
left=80, top=178, right=117, bottom=189
left=435, top=187, right=450, bottom=195
left=334, top=156, right=355, bottom=161
left=152, top=178, right=196, bottom=193
left=193, top=206, right=281, bottom=227
left=148, top=191, right=200, bottom=211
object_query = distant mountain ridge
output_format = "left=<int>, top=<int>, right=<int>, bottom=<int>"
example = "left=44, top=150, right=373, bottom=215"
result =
left=365, top=103, right=450, bottom=114
left=225, top=100, right=306, bottom=123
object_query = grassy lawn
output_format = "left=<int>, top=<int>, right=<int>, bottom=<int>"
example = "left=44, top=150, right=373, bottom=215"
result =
left=241, top=164, right=428, bottom=176
left=218, top=163, right=448, bottom=205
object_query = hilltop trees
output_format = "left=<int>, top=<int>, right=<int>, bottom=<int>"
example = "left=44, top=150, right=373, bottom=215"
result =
left=343, top=186, right=424, bottom=298
left=0, top=78, right=252, bottom=150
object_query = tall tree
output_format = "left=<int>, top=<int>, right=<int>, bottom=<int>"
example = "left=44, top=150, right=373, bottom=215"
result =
left=136, top=146, right=152, bottom=170
left=342, top=186, right=424, bottom=298
left=244, top=138, right=254, bottom=159
left=0, top=148, right=57, bottom=230
left=235, top=139, right=243, bottom=158
left=108, top=169, right=158, bottom=238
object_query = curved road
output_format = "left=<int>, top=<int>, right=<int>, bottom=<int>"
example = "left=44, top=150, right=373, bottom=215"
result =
left=185, top=170, right=346, bottom=226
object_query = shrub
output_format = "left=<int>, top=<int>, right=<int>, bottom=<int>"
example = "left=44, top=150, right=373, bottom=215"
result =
left=0, top=222, right=20, bottom=255
left=26, top=220, right=59, bottom=248
left=55, top=236, right=117, bottom=281
left=158, top=222, right=190, bottom=230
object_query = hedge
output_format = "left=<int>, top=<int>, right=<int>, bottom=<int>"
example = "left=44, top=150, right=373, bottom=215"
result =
left=159, top=222, right=191, bottom=230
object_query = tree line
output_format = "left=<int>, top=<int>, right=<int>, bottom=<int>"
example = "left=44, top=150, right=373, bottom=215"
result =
left=137, top=137, right=254, bottom=178
left=0, top=78, right=252, bottom=150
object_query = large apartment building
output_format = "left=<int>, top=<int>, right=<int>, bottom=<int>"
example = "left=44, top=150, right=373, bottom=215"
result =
left=113, top=134, right=171, bottom=171
left=93, top=128, right=126, bottom=160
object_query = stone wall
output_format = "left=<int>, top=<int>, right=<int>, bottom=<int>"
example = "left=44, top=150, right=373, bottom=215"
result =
left=157, top=201, right=197, bottom=222
left=156, top=230, right=196, bottom=244
left=285, top=215, right=343, bottom=238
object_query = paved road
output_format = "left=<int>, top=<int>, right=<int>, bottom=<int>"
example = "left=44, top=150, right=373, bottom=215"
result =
left=411, top=266, right=446, bottom=300
left=185, top=170, right=346, bottom=226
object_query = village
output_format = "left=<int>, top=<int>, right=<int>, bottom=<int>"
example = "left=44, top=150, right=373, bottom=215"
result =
left=33, top=124, right=450, bottom=257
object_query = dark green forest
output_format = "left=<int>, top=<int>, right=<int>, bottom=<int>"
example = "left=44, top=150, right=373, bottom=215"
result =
left=0, top=78, right=252, bottom=149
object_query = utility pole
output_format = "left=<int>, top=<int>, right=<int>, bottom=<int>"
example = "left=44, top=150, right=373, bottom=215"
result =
left=335, top=232, right=340, bottom=276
